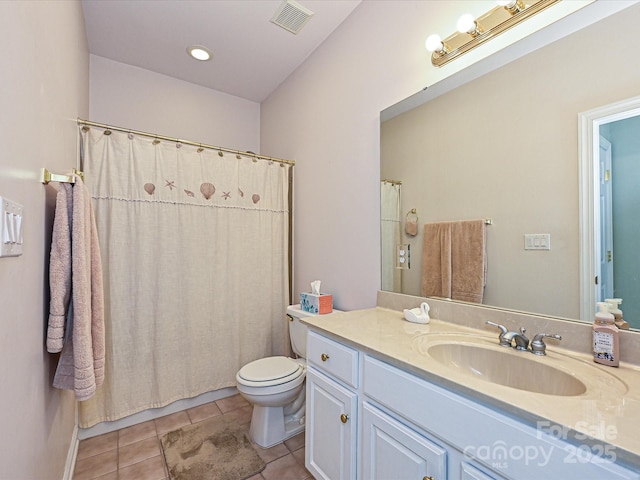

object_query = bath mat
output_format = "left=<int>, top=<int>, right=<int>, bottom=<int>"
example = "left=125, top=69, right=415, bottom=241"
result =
left=160, top=415, right=265, bottom=480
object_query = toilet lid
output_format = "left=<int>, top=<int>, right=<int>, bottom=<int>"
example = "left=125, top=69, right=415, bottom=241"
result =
left=238, top=356, right=303, bottom=386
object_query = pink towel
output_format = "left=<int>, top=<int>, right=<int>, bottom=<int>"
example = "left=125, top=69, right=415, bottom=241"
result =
left=421, top=220, right=486, bottom=303
left=47, top=183, right=73, bottom=353
left=48, top=175, right=105, bottom=401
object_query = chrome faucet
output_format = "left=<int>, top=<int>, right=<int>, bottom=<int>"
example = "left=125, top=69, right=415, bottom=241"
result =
left=530, top=333, right=562, bottom=355
left=485, top=320, right=529, bottom=350
left=485, top=321, right=510, bottom=347
left=486, top=321, right=561, bottom=355
left=485, top=321, right=529, bottom=351
left=502, top=327, right=530, bottom=351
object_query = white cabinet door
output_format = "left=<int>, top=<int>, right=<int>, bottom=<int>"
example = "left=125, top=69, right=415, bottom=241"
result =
left=460, top=461, right=505, bottom=480
left=306, top=366, right=358, bottom=480
left=361, top=402, right=447, bottom=480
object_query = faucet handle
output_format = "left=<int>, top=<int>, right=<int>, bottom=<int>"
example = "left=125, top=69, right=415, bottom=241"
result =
left=485, top=321, right=510, bottom=347
left=530, top=333, right=562, bottom=356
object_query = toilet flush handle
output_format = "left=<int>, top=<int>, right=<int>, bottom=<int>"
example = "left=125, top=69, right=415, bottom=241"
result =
left=321, top=353, right=330, bottom=362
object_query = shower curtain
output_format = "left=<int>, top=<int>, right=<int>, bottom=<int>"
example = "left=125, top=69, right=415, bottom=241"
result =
left=78, top=127, right=291, bottom=427
left=381, top=181, right=401, bottom=292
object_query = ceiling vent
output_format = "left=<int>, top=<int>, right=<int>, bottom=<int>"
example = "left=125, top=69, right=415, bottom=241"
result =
left=270, top=0, right=314, bottom=35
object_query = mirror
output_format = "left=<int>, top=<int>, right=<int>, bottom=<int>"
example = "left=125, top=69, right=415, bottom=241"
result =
left=381, top=4, right=640, bottom=330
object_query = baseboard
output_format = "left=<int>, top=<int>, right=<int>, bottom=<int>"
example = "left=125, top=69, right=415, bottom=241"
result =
left=78, top=387, right=238, bottom=440
left=62, top=423, right=79, bottom=480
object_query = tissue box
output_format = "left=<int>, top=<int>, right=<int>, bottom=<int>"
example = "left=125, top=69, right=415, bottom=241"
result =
left=300, top=292, right=333, bottom=314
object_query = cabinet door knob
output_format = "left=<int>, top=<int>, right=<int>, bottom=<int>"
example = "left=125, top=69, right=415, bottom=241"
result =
left=340, top=413, right=349, bottom=424
left=321, top=353, right=330, bottom=362
left=423, top=477, right=435, bottom=480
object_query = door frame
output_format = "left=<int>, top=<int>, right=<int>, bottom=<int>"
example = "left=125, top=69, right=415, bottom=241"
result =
left=578, top=95, right=640, bottom=321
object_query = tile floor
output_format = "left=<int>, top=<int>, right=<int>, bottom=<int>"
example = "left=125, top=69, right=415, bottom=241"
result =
left=73, top=394, right=313, bottom=480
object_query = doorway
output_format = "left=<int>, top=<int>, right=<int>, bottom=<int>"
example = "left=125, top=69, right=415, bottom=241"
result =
left=579, top=96, right=640, bottom=328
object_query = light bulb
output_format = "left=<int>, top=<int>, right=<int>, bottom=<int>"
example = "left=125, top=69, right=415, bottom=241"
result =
left=425, top=34, right=444, bottom=53
left=497, top=0, right=524, bottom=13
left=187, top=45, right=212, bottom=61
left=457, top=14, right=477, bottom=35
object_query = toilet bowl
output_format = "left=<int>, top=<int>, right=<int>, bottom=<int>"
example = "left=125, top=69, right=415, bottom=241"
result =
left=236, top=304, right=337, bottom=448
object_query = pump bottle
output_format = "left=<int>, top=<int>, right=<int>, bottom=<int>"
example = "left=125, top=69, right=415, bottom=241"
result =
left=593, top=302, right=619, bottom=367
left=605, top=298, right=629, bottom=330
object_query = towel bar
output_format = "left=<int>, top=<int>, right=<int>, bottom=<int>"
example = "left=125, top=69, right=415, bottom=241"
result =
left=41, top=168, right=84, bottom=185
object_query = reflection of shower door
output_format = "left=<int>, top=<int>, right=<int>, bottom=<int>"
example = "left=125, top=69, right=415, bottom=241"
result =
left=381, top=182, right=401, bottom=292
left=598, top=136, right=613, bottom=302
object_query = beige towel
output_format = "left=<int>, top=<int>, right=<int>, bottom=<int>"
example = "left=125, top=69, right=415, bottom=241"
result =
left=451, top=220, right=486, bottom=303
left=405, top=218, right=418, bottom=236
left=421, top=220, right=486, bottom=303
left=421, top=222, right=452, bottom=299
left=50, top=175, right=105, bottom=401
left=47, top=183, right=73, bottom=353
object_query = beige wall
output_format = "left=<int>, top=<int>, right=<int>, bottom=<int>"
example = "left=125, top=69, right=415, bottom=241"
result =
left=89, top=55, right=261, bottom=154
left=0, top=1, right=89, bottom=478
left=259, top=0, right=605, bottom=311
left=381, top=5, right=640, bottom=319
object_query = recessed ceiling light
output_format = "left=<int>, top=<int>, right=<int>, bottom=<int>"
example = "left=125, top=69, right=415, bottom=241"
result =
left=187, top=45, right=212, bottom=61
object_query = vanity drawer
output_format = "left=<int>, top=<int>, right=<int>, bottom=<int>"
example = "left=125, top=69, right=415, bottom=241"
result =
left=307, top=330, right=359, bottom=388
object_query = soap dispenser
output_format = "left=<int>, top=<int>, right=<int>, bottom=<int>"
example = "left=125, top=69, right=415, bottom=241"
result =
left=593, top=302, right=619, bottom=367
left=605, top=298, right=629, bottom=330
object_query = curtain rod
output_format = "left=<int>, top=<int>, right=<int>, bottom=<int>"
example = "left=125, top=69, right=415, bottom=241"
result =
left=77, top=118, right=295, bottom=166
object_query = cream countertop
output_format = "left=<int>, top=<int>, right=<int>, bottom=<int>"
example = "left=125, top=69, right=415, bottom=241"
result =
left=302, top=307, right=640, bottom=468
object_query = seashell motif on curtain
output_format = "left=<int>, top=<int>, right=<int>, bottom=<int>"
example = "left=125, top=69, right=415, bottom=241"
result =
left=200, top=182, right=215, bottom=200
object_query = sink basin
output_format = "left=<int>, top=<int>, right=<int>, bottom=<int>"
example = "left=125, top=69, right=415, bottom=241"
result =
left=427, top=342, right=586, bottom=396
left=412, top=334, right=591, bottom=396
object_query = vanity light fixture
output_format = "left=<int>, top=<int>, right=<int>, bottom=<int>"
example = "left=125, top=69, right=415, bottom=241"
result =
left=425, top=0, right=560, bottom=67
left=187, top=45, right=212, bottom=61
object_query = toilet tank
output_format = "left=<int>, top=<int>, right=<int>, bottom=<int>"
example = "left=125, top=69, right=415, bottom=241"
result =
left=286, top=304, right=342, bottom=358
left=286, top=304, right=313, bottom=358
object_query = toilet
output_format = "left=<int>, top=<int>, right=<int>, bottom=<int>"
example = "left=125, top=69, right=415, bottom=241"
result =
left=236, top=304, right=329, bottom=448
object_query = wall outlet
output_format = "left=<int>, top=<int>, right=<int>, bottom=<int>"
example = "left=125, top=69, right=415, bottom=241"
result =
left=396, top=243, right=410, bottom=269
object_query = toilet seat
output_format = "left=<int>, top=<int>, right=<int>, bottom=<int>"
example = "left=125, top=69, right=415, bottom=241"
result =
left=237, top=356, right=304, bottom=388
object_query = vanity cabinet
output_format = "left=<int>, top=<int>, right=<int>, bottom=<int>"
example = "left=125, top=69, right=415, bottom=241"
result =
left=306, top=331, right=359, bottom=480
left=361, top=401, right=446, bottom=479
left=306, top=328, right=639, bottom=480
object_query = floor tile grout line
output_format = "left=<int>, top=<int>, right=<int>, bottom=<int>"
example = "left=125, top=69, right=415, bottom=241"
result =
left=77, top=396, right=295, bottom=480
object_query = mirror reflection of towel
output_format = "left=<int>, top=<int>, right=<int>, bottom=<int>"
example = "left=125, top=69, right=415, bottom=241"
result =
left=421, top=220, right=486, bottom=303
left=405, top=218, right=418, bottom=236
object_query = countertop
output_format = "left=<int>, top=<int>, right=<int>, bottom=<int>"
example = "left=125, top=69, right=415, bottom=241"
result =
left=302, top=307, right=640, bottom=468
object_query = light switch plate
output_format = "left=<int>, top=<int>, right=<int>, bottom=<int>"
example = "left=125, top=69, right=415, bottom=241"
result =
left=0, top=196, right=24, bottom=257
left=524, top=233, right=550, bottom=251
